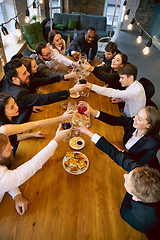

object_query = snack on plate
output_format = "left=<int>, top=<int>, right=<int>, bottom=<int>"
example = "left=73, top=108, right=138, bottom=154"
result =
left=60, top=101, right=68, bottom=110
left=70, top=92, right=80, bottom=98
left=64, top=152, right=88, bottom=173
left=69, top=137, right=84, bottom=150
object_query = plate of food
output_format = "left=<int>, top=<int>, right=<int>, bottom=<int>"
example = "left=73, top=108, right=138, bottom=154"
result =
left=60, top=101, right=68, bottom=110
left=69, top=137, right=85, bottom=150
left=70, top=92, right=80, bottom=98
left=74, top=112, right=90, bottom=127
left=62, top=151, right=89, bottom=175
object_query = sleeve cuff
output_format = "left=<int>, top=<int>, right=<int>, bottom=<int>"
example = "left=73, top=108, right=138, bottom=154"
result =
left=8, top=187, right=21, bottom=199
left=91, top=133, right=101, bottom=144
left=94, top=111, right=100, bottom=118
left=71, top=51, right=76, bottom=55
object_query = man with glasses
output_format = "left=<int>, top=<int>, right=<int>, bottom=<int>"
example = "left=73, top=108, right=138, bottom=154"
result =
left=34, top=42, right=62, bottom=77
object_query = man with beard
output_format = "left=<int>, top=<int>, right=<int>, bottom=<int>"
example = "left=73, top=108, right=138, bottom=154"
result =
left=0, top=125, right=72, bottom=215
left=2, top=59, right=85, bottom=123
left=68, top=27, right=98, bottom=62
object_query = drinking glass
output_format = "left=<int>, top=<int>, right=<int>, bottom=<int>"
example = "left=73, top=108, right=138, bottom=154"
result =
left=62, top=122, right=72, bottom=142
left=79, top=78, right=89, bottom=97
left=79, top=53, right=87, bottom=64
left=67, top=101, right=77, bottom=113
left=71, top=112, right=83, bottom=137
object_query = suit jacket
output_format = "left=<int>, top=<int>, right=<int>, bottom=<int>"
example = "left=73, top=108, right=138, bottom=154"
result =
left=96, top=137, right=160, bottom=240
left=2, top=77, right=69, bottom=123
left=35, top=56, right=61, bottom=77
left=68, top=32, right=98, bottom=61
left=97, top=111, right=160, bottom=170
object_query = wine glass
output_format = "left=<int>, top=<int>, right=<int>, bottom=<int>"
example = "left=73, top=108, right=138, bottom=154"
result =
left=79, top=78, right=89, bottom=97
left=79, top=53, right=87, bottom=64
left=62, top=122, right=72, bottom=142
left=67, top=101, right=77, bottom=113
left=71, top=112, right=83, bottom=137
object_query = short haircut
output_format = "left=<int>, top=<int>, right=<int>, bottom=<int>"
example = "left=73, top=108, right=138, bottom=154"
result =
left=11, top=53, right=23, bottom=60
left=35, top=42, right=47, bottom=55
left=21, top=56, right=34, bottom=75
left=86, top=27, right=96, bottom=32
left=118, top=63, right=138, bottom=80
left=105, top=42, right=117, bottom=54
left=0, top=133, right=9, bottom=156
left=130, top=166, right=160, bottom=203
left=4, top=59, right=22, bottom=80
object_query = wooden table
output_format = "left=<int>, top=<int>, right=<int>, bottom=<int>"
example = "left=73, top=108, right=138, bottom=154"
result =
left=0, top=59, right=147, bottom=240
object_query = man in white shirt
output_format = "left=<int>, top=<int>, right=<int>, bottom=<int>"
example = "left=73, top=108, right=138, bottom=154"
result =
left=0, top=125, right=72, bottom=215
left=86, top=64, right=146, bottom=117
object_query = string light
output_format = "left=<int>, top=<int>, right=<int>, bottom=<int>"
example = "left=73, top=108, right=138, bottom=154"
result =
left=127, top=18, right=135, bottom=30
left=1, top=25, right=12, bottom=44
left=136, top=30, right=143, bottom=44
left=33, top=1, right=38, bottom=15
left=123, top=1, right=127, bottom=11
left=25, top=8, right=30, bottom=23
left=142, top=39, right=152, bottom=55
left=124, top=9, right=130, bottom=20
left=39, top=0, right=43, bottom=4
left=15, top=20, right=21, bottom=37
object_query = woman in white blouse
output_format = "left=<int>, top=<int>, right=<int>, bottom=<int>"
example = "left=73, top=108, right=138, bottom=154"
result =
left=47, top=30, right=77, bottom=70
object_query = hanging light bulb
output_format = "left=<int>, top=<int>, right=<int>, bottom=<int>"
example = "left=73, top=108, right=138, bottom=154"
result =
left=124, top=9, right=130, bottom=20
left=136, top=30, right=143, bottom=44
left=123, top=1, right=127, bottom=11
left=33, top=1, right=38, bottom=15
left=127, top=18, right=135, bottom=30
left=39, top=0, right=43, bottom=4
left=1, top=25, right=12, bottom=44
left=15, top=20, right=21, bottom=37
left=142, top=39, right=152, bottom=55
left=25, top=8, right=30, bottom=23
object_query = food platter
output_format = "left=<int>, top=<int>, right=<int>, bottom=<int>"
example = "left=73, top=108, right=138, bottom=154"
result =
left=62, top=151, right=89, bottom=175
left=69, top=137, right=85, bottom=150
left=70, top=92, right=80, bottom=98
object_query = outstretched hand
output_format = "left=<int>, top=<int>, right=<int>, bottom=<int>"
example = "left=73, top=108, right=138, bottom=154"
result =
left=32, top=106, right=44, bottom=113
left=33, top=131, right=46, bottom=139
left=54, top=124, right=73, bottom=144
left=62, top=110, right=74, bottom=121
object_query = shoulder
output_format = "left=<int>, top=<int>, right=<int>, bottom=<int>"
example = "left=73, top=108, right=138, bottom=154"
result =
left=143, top=135, right=160, bottom=146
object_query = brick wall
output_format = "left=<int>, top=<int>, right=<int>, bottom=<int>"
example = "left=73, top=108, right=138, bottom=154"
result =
left=64, top=0, right=105, bottom=15
left=135, top=0, right=157, bottom=30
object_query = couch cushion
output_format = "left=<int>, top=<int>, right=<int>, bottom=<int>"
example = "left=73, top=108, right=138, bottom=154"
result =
left=54, top=24, right=67, bottom=31
left=68, top=19, right=80, bottom=30
left=53, top=13, right=80, bottom=26
left=80, top=14, right=106, bottom=31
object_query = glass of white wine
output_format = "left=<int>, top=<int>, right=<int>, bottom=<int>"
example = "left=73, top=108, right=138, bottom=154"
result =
left=71, top=112, right=83, bottom=137
left=67, top=101, right=77, bottom=113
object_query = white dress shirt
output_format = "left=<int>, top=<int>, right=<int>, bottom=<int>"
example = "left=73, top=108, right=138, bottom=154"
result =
left=92, top=80, right=146, bottom=117
left=0, top=139, right=58, bottom=202
left=47, top=40, right=73, bottom=69
left=125, top=130, right=144, bottom=150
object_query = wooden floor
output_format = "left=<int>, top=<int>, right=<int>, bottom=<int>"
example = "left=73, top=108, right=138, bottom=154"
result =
left=0, top=59, right=147, bottom=240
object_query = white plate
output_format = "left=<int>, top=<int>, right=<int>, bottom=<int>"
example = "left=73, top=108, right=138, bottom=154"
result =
left=70, top=92, right=80, bottom=98
left=62, top=151, right=89, bottom=175
left=69, top=137, right=85, bottom=150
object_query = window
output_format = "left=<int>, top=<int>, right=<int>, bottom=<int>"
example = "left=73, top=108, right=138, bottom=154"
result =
left=49, top=0, right=62, bottom=18
left=104, top=0, right=121, bottom=26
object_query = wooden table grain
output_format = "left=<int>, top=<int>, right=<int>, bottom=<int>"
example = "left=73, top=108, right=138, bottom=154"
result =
left=0, top=58, right=147, bottom=240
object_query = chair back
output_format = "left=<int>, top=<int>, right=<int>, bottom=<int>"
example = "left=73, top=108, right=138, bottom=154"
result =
left=22, top=22, right=46, bottom=50
left=139, top=77, right=155, bottom=100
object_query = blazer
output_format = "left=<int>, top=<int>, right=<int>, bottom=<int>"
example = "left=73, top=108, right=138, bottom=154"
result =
left=97, top=111, right=160, bottom=170
left=96, top=136, right=160, bottom=240
left=2, top=77, right=70, bottom=123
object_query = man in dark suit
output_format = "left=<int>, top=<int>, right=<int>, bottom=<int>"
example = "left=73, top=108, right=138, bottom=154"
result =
left=2, top=59, right=84, bottom=123
left=77, top=124, right=160, bottom=240
left=68, top=27, right=98, bottom=62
